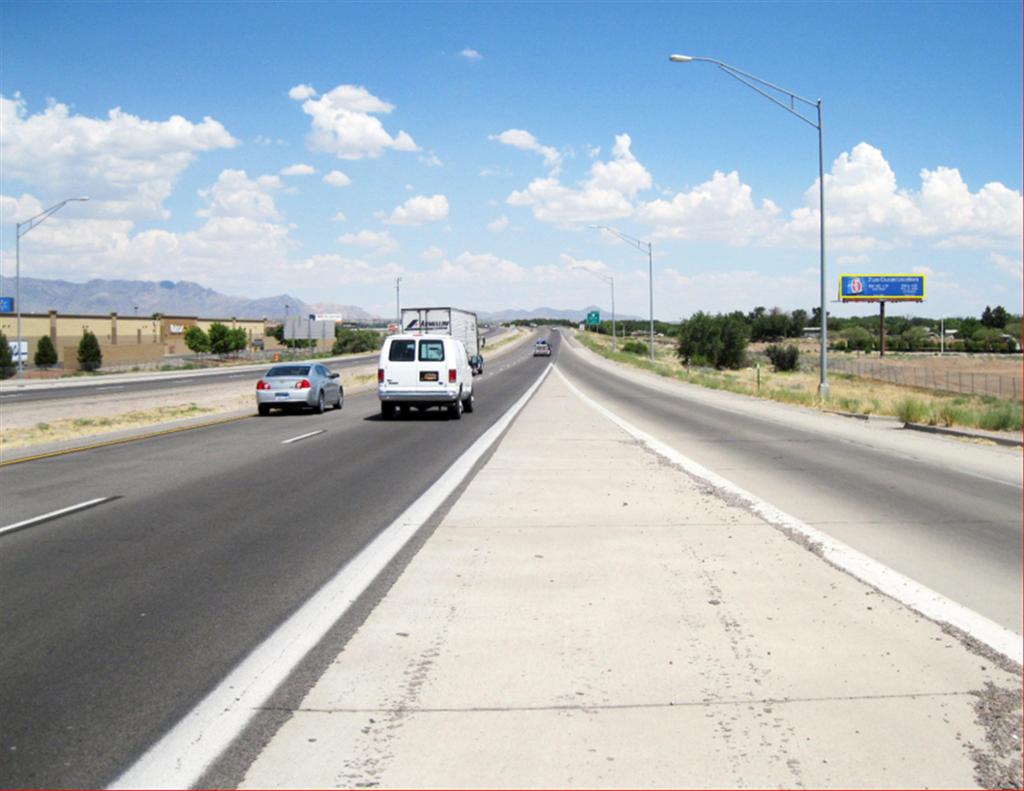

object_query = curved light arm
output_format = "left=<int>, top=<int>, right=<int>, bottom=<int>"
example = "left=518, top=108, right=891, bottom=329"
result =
left=669, top=54, right=819, bottom=129
left=572, top=265, right=613, bottom=286
left=588, top=224, right=651, bottom=255
left=17, top=197, right=90, bottom=238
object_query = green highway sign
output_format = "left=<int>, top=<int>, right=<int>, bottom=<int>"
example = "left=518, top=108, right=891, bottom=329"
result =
left=586, top=310, right=600, bottom=325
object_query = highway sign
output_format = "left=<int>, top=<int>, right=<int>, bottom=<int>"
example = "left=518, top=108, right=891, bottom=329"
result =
left=839, top=274, right=925, bottom=301
left=586, top=310, right=601, bottom=325
left=0, top=296, right=13, bottom=312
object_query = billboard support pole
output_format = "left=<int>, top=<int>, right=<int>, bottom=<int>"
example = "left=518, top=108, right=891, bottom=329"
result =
left=879, top=301, right=886, bottom=358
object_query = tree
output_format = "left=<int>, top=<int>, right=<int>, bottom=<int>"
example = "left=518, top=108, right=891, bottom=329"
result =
left=677, top=312, right=748, bottom=369
left=981, top=305, right=1008, bottom=329
left=333, top=328, right=382, bottom=355
left=207, top=322, right=232, bottom=355
left=227, top=327, right=248, bottom=354
left=0, top=332, right=13, bottom=379
left=184, top=326, right=210, bottom=355
left=77, top=330, right=103, bottom=371
left=788, top=309, right=808, bottom=338
left=34, top=334, right=58, bottom=368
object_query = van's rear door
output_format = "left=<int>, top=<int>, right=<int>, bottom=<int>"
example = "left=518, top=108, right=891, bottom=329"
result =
left=383, top=338, right=421, bottom=388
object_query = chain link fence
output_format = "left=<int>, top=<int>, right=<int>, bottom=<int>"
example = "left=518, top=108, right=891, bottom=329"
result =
left=828, top=357, right=1022, bottom=400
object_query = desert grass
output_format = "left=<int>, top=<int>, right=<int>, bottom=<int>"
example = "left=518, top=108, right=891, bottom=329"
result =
left=576, top=332, right=1022, bottom=433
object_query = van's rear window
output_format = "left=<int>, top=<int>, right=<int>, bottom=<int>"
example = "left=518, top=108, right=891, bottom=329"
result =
left=419, top=340, right=445, bottom=361
left=388, top=340, right=416, bottom=362
left=266, top=366, right=310, bottom=377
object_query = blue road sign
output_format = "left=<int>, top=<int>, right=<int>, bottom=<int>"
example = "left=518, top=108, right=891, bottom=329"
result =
left=0, top=297, right=13, bottom=313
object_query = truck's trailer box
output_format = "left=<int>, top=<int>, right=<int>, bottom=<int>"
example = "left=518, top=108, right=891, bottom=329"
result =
left=400, top=307, right=479, bottom=356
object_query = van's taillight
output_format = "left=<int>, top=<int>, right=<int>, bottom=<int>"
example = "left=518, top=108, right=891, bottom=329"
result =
left=378, top=368, right=384, bottom=383
left=256, top=380, right=270, bottom=390
left=448, top=369, right=457, bottom=383
left=295, top=379, right=311, bottom=389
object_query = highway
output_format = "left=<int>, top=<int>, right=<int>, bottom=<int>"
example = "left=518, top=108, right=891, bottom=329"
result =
left=2, top=329, right=1020, bottom=787
left=0, top=333, right=547, bottom=788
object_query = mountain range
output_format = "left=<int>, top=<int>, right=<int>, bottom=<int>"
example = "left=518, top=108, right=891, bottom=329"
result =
left=0, top=277, right=639, bottom=324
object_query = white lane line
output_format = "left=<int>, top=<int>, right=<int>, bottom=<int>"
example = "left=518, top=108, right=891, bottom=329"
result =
left=554, top=365, right=1023, bottom=667
left=281, top=430, right=326, bottom=445
left=0, top=393, right=22, bottom=398
left=0, top=497, right=118, bottom=537
left=97, top=386, right=126, bottom=392
left=110, top=363, right=554, bottom=790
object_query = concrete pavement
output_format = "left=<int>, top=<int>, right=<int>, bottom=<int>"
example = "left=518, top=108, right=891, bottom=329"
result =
left=240, top=369, right=1021, bottom=789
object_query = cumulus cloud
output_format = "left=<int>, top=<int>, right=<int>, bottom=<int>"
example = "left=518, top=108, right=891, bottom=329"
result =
left=560, top=253, right=608, bottom=274
left=337, top=229, right=399, bottom=254
left=490, top=128, right=562, bottom=171
left=420, top=153, right=443, bottom=168
left=438, top=251, right=527, bottom=282
left=196, top=169, right=283, bottom=222
left=323, top=169, right=352, bottom=187
left=290, top=83, right=418, bottom=160
left=381, top=194, right=449, bottom=225
left=487, top=215, right=509, bottom=232
left=638, top=170, right=780, bottom=244
left=459, top=48, right=482, bottom=61
left=280, top=163, right=315, bottom=176
left=0, top=93, right=237, bottom=219
left=507, top=134, right=651, bottom=226
left=420, top=246, right=444, bottom=260
left=990, top=253, right=1023, bottom=282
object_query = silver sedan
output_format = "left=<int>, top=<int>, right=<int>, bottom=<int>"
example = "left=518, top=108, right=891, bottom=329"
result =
left=256, top=363, right=343, bottom=415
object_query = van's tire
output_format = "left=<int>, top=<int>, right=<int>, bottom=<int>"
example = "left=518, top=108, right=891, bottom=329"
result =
left=463, top=392, right=474, bottom=413
left=258, top=404, right=271, bottom=416
left=381, top=402, right=396, bottom=420
left=315, top=391, right=326, bottom=414
left=449, top=397, right=463, bottom=420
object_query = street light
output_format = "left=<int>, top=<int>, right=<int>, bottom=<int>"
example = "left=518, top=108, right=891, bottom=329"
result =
left=589, top=225, right=654, bottom=360
left=573, top=266, right=616, bottom=350
left=15, top=197, right=89, bottom=379
left=669, top=53, right=829, bottom=398
left=395, top=276, right=402, bottom=329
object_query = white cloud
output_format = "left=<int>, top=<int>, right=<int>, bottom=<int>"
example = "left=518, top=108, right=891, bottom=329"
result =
left=280, top=163, right=315, bottom=176
left=291, top=83, right=419, bottom=160
left=0, top=93, right=237, bottom=219
left=419, top=153, right=443, bottom=168
left=639, top=170, right=780, bottom=244
left=292, top=254, right=403, bottom=283
left=196, top=169, right=283, bottom=222
left=438, top=251, right=527, bottom=282
left=0, top=193, right=44, bottom=224
left=487, top=215, right=509, bottom=232
left=420, top=246, right=444, bottom=260
left=507, top=134, right=651, bottom=226
left=337, top=229, right=399, bottom=254
left=490, top=128, right=561, bottom=171
left=837, top=254, right=871, bottom=266
left=382, top=194, right=450, bottom=225
left=323, top=169, right=352, bottom=187
left=459, top=48, right=482, bottom=61
left=560, top=253, right=608, bottom=274
left=990, top=253, right=1023, bottom=282
left=331, top=211, right=347, bottom=222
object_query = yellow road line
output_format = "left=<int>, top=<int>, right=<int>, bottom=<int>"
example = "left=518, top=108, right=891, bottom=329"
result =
left=0, top=414, right=253, bottom=467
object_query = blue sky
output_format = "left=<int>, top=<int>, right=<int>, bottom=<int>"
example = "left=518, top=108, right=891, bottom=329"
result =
left=1, top=1, right=1021, bottom=319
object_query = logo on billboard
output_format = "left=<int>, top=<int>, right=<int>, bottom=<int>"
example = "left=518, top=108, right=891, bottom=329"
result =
left=849, top=277, right=863, bottom=295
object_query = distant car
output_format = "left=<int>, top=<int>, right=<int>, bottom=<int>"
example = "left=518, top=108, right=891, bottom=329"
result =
left=256, top=363, right=343, bottom=415
left=533, top=340, right=552, bottom=357
left=469, top=354, right=484, bottom=375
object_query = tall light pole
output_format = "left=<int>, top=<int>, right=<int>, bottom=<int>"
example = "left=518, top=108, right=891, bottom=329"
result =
left=573, top=266, right=616, bottom=350
left=669, top=54, right=829, bottom=398
left=590, top=225, right=654, bottom=360
left=395, top=276, right=402, bottom=329
left=15, top=197, right=89, bottom=379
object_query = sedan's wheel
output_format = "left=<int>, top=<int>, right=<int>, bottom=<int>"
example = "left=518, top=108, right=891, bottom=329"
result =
left=315, top=391, right=325, bottom=414
left=258, top=404, right=271, bottom=416
left=334, top=389, right=343, bottom=410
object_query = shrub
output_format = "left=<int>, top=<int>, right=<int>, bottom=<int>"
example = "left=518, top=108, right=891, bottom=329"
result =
left=34, top=335, right=58, bottom=368
left=227, top=327, right=248, bottom=354
left=184, top=326, right=210, bottom=355
left=765, top=344, right=800, bottom=372
left=621, top=340, right=648, bottom=355
left=979, top=401, right=1023, bottom=432
left=0, top=331, right=14, bottom=379
left=77, top=330, right=103, bottom=371
left=842, top=326, right=874, bottom=352
left=677, top=312, right=748, bottom=370
left=895, top=396, right=930, bottom=424
left=333, top=328, right=382, bottom=355
left=207, top=322, right=237, bottom=355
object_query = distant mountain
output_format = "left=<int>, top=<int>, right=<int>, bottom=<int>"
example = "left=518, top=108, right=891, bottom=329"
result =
left=2, top=277, right=381, bottom=322
left=479, top=305, right=643, bottom=322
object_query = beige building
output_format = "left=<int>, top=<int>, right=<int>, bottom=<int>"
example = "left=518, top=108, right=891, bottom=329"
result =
left=0, top=310, right=271, bottom=370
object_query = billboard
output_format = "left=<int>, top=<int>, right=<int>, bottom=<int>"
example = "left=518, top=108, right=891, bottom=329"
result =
left=0, top=297, right=13, bottom=313
left=838, top=274, right=925, bottom=302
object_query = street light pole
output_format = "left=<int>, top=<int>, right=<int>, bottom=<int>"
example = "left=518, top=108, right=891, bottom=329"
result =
left=395, top=276, right=402, bottom=329
left=589, top=225, right=654, bottom=360
left=669, top=54, right=829, bottom=398
left=14, top=197, right=89, bottom=379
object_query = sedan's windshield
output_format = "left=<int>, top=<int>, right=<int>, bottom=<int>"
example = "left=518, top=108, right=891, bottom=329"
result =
left=265, top=366, right=310, bottom=377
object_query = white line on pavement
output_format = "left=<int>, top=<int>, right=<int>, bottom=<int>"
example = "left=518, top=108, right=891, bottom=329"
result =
left=0, top=497, right=117, bottom=537
left=554, top=365, right=1023, bottom=667
left=281, top=430, right=326, bottom=445
left=97, top=386, right=126, bottom=391
left=109, top=363, right=554, bottom=790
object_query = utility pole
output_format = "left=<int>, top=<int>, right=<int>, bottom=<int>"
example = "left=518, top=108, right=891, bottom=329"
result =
left=395, top=277, right=402, bottom=329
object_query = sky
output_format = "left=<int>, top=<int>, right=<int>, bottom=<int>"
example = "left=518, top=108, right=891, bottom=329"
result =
left=1, top=0, right=1021, bottom=321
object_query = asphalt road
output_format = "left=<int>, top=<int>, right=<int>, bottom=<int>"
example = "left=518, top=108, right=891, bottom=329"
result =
left=0, top=331, right=551, bottom=788
left=556, top=332, right=1023, bottom=632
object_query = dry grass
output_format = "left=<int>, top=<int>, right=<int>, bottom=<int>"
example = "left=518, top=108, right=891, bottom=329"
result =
left=578, top=332, right=1023, bottom=433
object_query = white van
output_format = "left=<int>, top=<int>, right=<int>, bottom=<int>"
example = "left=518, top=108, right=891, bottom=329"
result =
left=378, top=334, right=475, bottom=420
